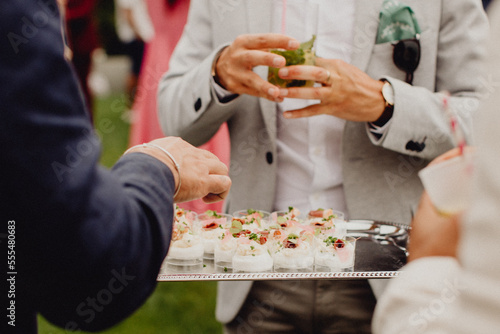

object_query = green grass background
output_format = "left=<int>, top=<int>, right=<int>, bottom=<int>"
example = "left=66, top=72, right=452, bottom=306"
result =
left=37, top=95, right=223, bottom=334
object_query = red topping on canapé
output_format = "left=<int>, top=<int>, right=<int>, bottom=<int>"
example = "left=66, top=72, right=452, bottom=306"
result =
left=234, top=229, right=252, bottom=238
left=233, top=218, right=245, bottom=225
left=260, top=230, right=270, bottom=237
left=202, top=217, right=226, bottom=230
left=308, top=209, right=324, bottom=218
left=283, top=240, right=298, bottom=249
left=334, top=239, right=345, bottom=249
left=203, top=222, right=219, bottom=229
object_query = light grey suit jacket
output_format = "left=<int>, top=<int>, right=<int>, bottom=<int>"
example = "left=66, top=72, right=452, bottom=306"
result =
left=158, top=0, right=488, bottom=324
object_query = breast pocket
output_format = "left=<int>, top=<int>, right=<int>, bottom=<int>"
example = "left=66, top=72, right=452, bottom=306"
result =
left=366, top=42, right=405, bottom=81
left=366, top=26, right=433, bottom=86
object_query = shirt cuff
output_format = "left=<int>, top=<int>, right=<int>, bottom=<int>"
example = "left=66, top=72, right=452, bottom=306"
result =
left=367, top=118, right=393, bottom=142
left=211, top=76, right=239, bottom=103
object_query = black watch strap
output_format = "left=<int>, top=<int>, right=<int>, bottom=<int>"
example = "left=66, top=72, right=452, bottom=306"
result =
left=373, top=104, right=394, bottom=127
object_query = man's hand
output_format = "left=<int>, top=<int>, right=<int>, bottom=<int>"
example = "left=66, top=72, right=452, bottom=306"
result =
left=126, top=137, right=231, bottom=204
left=215, top=33, right=299, bottom=101
left=276, top=57, right=386, bottom=122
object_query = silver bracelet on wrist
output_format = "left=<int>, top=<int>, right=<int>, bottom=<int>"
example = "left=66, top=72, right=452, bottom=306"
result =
left=124, top=143, right=181, bottom=198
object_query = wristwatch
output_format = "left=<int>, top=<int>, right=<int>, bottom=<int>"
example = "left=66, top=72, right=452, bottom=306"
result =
left=373, top=80, right=394, bottom=126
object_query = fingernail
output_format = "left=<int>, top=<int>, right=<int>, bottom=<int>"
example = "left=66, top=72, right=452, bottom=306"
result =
left=283, top=112, right=292, bottom=119
left=279, top=88, right=288, bottom=96
left=273, top=57, right=284, bottom=67
left=288, top=40, right=300, bottom=49
left=268, top=87, right=278, bottom=97
left=279, top=68, right=289, bottom=77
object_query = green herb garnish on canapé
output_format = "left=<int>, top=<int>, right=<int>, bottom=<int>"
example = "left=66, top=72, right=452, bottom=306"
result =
left=229, top=220, right=243, bottom=235
left=204, top=210, right=221, bottom=218
left=268, top=35, right=316, bottom=88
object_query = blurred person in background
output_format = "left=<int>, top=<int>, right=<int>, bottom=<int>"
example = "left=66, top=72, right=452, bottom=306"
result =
left=373, top=2, right=500, bottom=332
left=129, top=0, right=230, bottom=214
left=0, top=1, right=231, bottom=333
left=114, top=0, right=154, bottom=105
left=63, top=0, right=100, bottom=121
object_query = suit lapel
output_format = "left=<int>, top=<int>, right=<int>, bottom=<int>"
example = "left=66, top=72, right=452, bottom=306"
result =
left=351, top=0, right=384, bottom=71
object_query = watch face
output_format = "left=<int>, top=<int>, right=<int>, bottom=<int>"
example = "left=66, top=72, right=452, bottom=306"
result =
left=382, top=82, right=395, bottom=105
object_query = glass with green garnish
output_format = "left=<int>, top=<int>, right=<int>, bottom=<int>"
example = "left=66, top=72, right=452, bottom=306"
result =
left=268, top=0, right=319, bottom=88
left=268, top=36, right=317, bottom=88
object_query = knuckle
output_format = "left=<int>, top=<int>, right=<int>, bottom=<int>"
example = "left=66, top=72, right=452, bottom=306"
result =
left=253, top=35, right=268, bottom=49
left=241, top=51, right=254, bottom=65
left=234, top=35, right=246, bottom=46
left=264, top=53, right=277, bottom=66
left=312, top=88, right=322, bottom=99
left=220, top=164, right=229, bottom=175
left=286, top=66, right=300, bottom=76
left=227, top=52, right=240, bottom=66
left=313, top=67, right=324, bottom=79
left=332, top=59, right=345, bottom=68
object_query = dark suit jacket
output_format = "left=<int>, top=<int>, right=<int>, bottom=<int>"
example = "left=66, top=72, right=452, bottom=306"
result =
left=0, top=1, right=174, bottom=333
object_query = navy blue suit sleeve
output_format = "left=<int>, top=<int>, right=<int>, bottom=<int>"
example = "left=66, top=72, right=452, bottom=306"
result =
left=0, top=1, right=174, bottom=332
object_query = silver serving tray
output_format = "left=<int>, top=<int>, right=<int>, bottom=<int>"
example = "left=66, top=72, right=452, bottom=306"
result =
left=157, top=220, right=409, bottom=282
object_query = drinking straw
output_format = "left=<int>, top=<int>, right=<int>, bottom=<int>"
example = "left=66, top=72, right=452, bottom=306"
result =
left=443, top=93, right=466, bottom=155
left=281, top=0, right=287, bottom=34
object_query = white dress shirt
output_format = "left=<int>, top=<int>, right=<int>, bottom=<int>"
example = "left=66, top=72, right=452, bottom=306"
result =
left=273, top=0, right=356, bottom=216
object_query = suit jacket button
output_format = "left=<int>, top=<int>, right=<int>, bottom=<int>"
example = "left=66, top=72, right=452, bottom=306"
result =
left=266, top=152, right=273, bottom=164
left=405, top=140, right=425, bottom=152
left=194, top=98, right=202, bottom=112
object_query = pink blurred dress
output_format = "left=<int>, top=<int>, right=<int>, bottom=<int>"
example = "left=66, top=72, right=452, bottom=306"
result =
left=129, top=0, right=230, bottom=214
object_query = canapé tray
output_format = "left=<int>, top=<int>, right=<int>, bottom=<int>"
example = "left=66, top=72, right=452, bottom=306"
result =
left=157, top=220, right=409, bottom=281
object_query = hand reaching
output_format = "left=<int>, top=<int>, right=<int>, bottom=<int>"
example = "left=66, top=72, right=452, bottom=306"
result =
left=125, top=137, right=231, bottom=204
left=215, top=33, right=299, bottom=102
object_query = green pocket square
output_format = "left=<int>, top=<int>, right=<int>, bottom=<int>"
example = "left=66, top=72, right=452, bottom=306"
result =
left=376, top=0, right=421, bottom=44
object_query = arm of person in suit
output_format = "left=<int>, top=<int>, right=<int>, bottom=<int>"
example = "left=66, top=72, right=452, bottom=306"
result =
left=0, top=1, right=229, bottom=332
left=274, top=0, right=488, bottom=160
left=375, top=3, right=500, bottom=331
left=372, top=256, right=461, bottom=333
left=372, top=151, right=462, bottom=334
left=157, top=0, right=298, bottom=146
